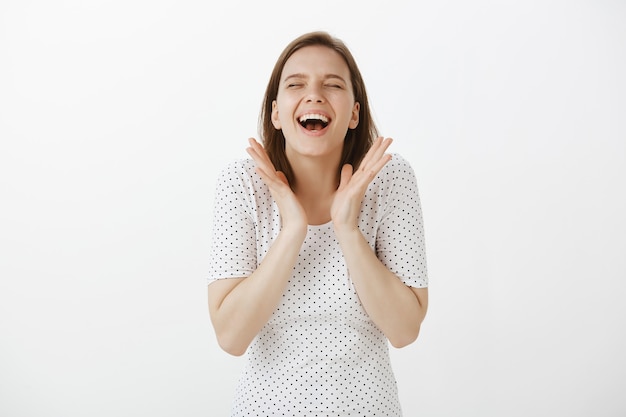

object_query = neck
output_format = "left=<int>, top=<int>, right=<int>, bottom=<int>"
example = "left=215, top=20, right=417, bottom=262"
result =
left=289, top=155, right=341, bottom=225
left=290, top=156, right=340, bottom=197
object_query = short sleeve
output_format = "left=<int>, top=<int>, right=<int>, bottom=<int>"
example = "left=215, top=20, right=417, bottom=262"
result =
left=207, top=161, right=258, bottom=284
left=375, top=155, right=428, bottom=288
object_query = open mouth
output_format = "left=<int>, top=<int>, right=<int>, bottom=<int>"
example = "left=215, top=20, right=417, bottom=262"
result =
left=298, top=113, right=330, bottom=131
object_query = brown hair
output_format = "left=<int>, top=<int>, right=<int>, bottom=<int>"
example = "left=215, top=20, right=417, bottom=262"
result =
left=258, top=31, right=379, bottom=186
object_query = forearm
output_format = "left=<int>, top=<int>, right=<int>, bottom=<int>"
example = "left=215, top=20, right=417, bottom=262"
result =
left=336, top=227, right=427, bottom=348
left=210, top=226, right=306, bottom=355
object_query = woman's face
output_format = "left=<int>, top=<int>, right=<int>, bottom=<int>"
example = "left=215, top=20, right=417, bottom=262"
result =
left=272, top=45, right=360, bottom=162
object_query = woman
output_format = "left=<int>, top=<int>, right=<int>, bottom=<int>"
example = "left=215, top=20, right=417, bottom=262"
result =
left=207, top=31, right=428, bottom=416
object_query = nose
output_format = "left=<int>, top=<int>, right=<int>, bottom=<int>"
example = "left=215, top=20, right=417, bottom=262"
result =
left=305, top=85, right=324, bottom=103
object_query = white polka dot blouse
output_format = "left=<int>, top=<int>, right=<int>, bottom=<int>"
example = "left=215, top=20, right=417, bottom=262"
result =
left=207, top=152, right=428, bottom=416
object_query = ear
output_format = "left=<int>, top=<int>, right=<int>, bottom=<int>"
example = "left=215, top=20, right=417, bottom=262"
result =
left=349, top=101, right=360, bottom=129
left=271, top=100, right=281, bottom=130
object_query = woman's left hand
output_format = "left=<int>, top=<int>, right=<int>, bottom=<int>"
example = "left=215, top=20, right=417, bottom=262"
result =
left=331, top=137, right=393, bottom=233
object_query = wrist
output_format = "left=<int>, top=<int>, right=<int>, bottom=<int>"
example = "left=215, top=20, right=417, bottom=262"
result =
left=280, top=222, right=308, bottom=242
left=333, top=223, right=361, bottom=242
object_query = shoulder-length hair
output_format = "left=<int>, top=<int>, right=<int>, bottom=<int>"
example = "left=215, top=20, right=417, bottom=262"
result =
left=258, top=31, right=379, bottom=187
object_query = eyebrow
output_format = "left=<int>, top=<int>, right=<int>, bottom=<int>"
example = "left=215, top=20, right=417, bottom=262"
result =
left=282, top=73, right=348, bottom=83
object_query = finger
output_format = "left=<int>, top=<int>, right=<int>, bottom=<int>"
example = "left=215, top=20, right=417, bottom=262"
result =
left=246, top=147, right=270, bottom=172
left=275, top=171, right=289, bottom=187
left=253, top=163, right=286, bottom=190
left=254, top=166, right=281, bottom=187
left=369, top=137, right=392, bottom=164
left=358, top=136, right=382, bottom=170
left=357, top=149, right=392, bottom=188
left=246, top=138, right=276, bottom=173
left=360, top=137, right=392, bottom=172
left=247, top=138, right=270, bottom=162
left=369, top=152, right=392, bottom=177
left=337, top=164, right=353, bottom=191
left=361, top=137, right=392, bottom=169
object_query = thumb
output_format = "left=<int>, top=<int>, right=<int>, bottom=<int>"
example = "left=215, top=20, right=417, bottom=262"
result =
left=276, top=171, right=289, bottom=186
left=337, top=164, right=353, bottom=191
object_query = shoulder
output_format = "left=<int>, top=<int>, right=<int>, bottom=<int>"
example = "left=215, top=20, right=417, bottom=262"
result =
left=366, top=152, right=421, bottom=206
left=214, top=158, right=262, bottom=187
left=376, top=152, right=418, bottom=184
left=212, top=158, right=268, bottom=201
left=216, top=158, right=257, bottom=179
left=383, top=152, right=415, bottom=172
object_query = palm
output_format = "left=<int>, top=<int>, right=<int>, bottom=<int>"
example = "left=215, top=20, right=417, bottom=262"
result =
left=331, top=137, right=393, bottom=231
left=246, top=138, right=308, bottom=232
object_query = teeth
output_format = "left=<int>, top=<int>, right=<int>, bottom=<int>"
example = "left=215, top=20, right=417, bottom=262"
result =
left=299, top=113, right=329, bottom=123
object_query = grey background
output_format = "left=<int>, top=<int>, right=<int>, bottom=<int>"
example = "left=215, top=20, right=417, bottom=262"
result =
left=1, top=0, right=625, bottom=415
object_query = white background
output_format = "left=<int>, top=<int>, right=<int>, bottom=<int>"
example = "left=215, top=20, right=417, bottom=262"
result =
left=1, top=0, right=625, bottom=416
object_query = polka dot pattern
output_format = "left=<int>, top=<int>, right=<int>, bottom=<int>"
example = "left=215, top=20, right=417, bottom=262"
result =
left=208, top=153, right=428, bottom=416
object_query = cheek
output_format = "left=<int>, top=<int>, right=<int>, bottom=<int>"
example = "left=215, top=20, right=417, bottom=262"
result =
left=274, top=97, right=297, bottom=123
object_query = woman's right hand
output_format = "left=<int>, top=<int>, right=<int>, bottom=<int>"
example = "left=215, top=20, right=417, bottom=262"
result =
left=246, top=138, right=308, bottom=236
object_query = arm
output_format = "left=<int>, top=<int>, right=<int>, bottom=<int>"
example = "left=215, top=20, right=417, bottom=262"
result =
left=334, top=227, right=428, bottom=348
left=332, top=137, right=428, bottom=347
left=208, top=225, right=305, bottom=356
left=207, top=138, right=308, bottom=356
